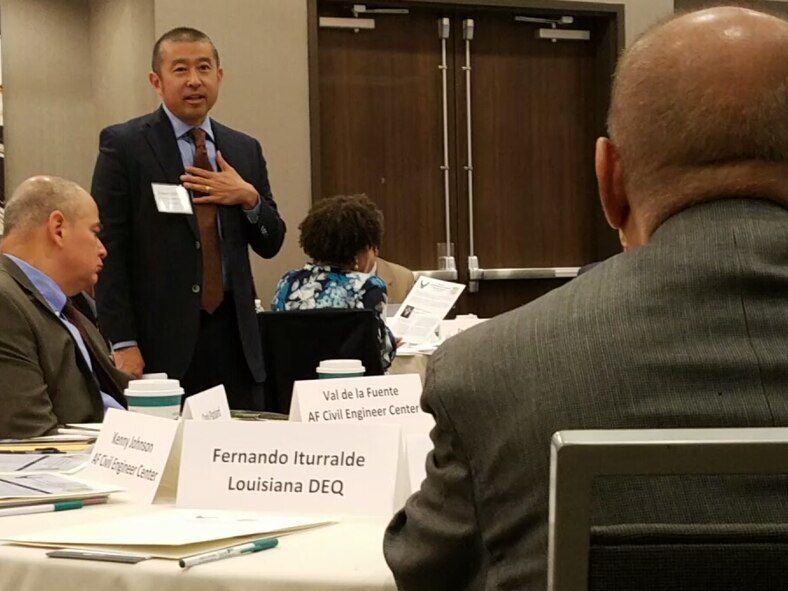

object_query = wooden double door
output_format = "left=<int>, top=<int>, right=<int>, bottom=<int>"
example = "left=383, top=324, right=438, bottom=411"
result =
left=309, top=0, right=623, bottom=317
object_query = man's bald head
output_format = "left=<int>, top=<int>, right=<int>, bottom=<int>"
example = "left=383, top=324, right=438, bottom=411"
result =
left=604, top=6, right=788, bottom=239
left=4, top=176, right=93, bottom=236
left=1, top=176, right=106, bottom=296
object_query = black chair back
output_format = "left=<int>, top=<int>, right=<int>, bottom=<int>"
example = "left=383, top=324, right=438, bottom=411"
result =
left=549, top=428, right=788, bottom=591
left=258, top=309, right=384, bottom=414
left=589, top=523, right=788, bottom=591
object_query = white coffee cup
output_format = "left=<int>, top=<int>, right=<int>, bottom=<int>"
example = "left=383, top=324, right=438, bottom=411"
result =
left=316, top=359, right=365, bottom=379
left=125, top=379, right=183, bottom=419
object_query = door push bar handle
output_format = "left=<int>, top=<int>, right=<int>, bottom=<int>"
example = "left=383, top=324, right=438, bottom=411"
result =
left=467, top=266, right=580, bottom=281
left=413, top=269, right=459, bottom=281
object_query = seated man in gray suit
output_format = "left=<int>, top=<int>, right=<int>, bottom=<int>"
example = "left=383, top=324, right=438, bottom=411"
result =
left=0, top=176, right=129, bottom=438
left=385, top=6, right=788, bottom=590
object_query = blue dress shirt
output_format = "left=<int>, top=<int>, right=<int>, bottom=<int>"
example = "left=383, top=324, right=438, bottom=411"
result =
left=161, top=103, right=262, bottom=225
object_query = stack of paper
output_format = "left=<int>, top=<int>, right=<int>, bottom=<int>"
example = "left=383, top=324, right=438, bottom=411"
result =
left=0, top=453, right=90, bottom=475
left=59, top=423, right=104, bottom=437
left=0, top=434, right=96, bottom=453
left=0, top=473, right=119, bottom=509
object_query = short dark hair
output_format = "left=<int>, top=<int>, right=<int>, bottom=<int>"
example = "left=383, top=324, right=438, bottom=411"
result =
left=151, top=27, right=219, bottom=74
left=299, top=194, right=383, bottom=268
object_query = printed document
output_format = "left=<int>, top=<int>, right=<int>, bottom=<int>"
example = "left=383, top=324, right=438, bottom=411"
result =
left=387, top=276, right=465, bottom=344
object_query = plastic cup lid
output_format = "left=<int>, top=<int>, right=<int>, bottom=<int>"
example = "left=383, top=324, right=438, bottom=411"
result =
left=141, top=372, right=168, bottom=380
left=316, top=359, right=365, bottom=373
left=126, top=379, right=182, bottom=392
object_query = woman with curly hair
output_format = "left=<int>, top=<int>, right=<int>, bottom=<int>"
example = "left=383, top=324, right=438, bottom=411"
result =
left=271, top=194, right=396, bottom=370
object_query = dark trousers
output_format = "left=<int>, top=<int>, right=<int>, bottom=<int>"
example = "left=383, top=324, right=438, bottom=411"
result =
left=181, top=294, right=264, bottom=410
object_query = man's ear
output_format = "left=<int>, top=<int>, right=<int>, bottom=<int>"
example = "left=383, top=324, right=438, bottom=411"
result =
left=148, top=72, right=162, bottom=96
left=595, top=137, right=629, bottom=231
left=48, top=211, right=67, bottom=245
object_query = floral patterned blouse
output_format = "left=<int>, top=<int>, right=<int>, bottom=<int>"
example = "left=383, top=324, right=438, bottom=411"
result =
left=271, top=263, right=396, bottom=370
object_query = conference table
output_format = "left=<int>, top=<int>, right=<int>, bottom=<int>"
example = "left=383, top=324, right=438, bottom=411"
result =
left=0, top=497, right=396, bottom=591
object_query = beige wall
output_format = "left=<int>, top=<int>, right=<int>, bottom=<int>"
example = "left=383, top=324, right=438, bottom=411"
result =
left=90, top=0, right=157, bottom=131
left=1, top=0, right=672, bottom=301
left=2, top=0, right=95, bottom=189
left=587, top=0, right=673, bottom=45
left=1, top=0, right=156, bottom=189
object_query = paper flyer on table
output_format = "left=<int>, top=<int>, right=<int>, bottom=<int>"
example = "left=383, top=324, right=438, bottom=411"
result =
left=3, top=507, right=328, bottom=559
left=387, top=276, right=465, bottom=344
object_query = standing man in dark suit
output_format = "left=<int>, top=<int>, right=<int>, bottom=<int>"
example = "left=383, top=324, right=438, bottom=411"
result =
left=385, top=7, right=788, bottom=590
left=92, top=27, right=285, bottom=410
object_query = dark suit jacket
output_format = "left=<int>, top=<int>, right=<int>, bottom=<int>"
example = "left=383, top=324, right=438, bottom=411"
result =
left=91, top=107, right=285, bottom=381
left=0, top=256, right=130, bottom=438
left=384, top=199, right=788, bottom=590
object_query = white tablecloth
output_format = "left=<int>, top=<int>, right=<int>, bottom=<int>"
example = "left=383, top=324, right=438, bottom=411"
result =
left=0, top=499, right=396, bottom=591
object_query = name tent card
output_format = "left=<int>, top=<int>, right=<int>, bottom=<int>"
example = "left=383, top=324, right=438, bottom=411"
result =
left=176, top=421, right=405, bottom=517
left=81, top=409, right=181, bottom=503
left=181, top=385, right=231, bottom=421
left=290, top=374, right=433, bottom=435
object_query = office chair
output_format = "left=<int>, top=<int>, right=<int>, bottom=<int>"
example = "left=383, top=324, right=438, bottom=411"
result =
left=257, top=308, right=384, bottom=414
left=548, top=428, right=788, bottom=591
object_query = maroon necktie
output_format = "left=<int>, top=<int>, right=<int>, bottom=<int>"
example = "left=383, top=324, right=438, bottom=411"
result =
left=63, top=302, right=128, bottom=409
left=190, top=128, right=224, bottom=313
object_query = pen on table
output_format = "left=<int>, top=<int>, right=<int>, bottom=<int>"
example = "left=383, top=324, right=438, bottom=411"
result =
left=179, top=538, right=279, bottom=569
left=0, top=498, right=107, bottom=518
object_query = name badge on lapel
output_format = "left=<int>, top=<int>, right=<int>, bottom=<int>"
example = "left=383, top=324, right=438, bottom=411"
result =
left=152, top=183, right=193, bottom=214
